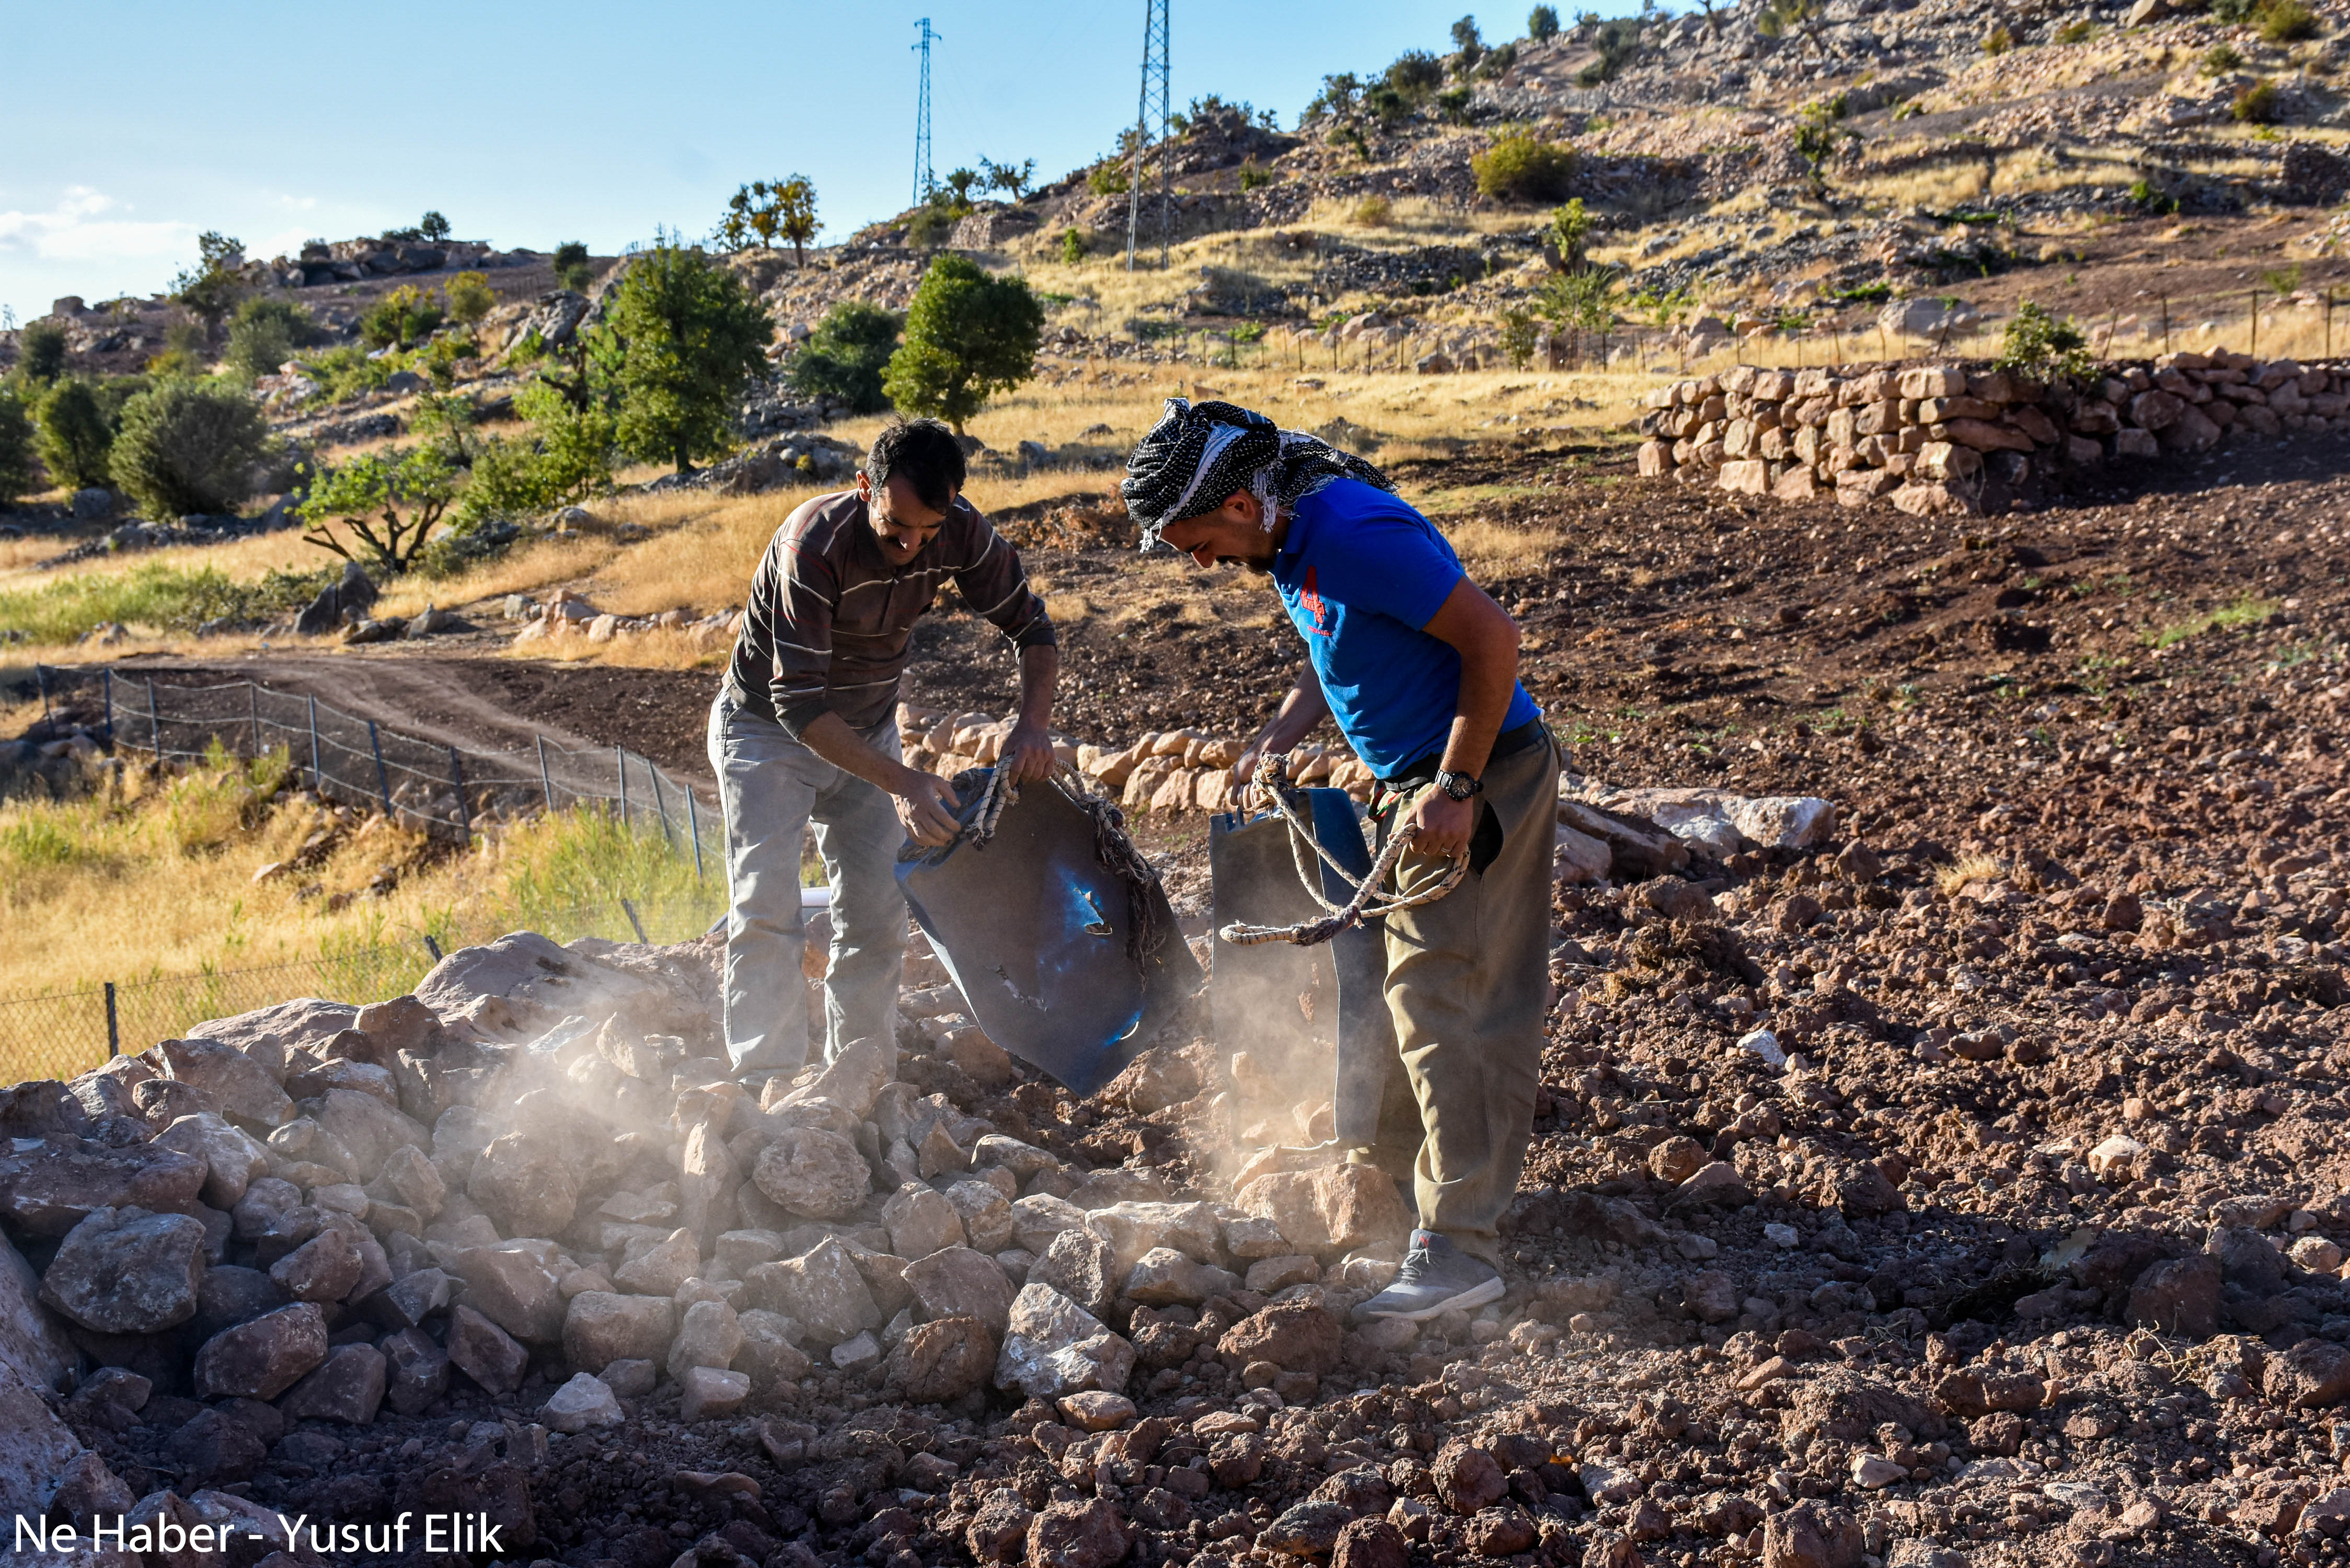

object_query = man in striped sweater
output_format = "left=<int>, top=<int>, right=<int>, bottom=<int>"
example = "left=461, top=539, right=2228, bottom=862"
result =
left=711, top=418, right=1059, bottom=1079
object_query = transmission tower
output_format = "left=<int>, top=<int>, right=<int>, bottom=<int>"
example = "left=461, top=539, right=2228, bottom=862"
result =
left=1124, top=0, right=1171, bottom=270
left=912, top=18, right=940, bottom=207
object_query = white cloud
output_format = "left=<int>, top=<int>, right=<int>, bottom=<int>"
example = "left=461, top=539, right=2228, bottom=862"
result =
left=0, top=185, right=193, bottom=266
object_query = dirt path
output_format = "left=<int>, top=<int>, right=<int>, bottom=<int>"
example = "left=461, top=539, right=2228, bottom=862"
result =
left=104, top=651, right=723, bottom=788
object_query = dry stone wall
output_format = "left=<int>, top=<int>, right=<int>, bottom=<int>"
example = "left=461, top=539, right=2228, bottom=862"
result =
left=1633, top=351, right=2350, bottom=516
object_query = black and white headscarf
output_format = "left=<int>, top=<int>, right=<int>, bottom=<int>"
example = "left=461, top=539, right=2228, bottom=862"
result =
left=1120, top=398, right=1393, bottom=549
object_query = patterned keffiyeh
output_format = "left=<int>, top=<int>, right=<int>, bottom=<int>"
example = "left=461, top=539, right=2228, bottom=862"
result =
left=1120, top=398, right=1393, bottom=549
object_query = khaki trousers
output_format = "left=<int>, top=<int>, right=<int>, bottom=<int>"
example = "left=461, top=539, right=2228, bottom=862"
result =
left=1363, top=734, right=1558, bottom=1265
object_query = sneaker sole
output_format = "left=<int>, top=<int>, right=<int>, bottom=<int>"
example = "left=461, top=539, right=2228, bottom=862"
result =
left=1355, top=1274, right=1506, bottom=1323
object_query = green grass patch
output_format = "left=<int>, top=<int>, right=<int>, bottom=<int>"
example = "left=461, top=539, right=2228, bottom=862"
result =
left=2147, top=593, right=2279, bottom=648
left=0, top=563, right=336, bottom=644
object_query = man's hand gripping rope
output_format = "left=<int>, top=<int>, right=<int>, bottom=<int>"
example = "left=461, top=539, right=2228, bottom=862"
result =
left=1216, top=752, right=1468, bottom=948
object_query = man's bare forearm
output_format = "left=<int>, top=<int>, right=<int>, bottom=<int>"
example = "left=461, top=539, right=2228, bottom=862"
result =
left=1015, top=644, right=1058, bottom=731
left=1257, top=667, right=1333, bottom=755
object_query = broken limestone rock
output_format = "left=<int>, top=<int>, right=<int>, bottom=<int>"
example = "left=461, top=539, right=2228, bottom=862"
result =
left=753, top=1127, right=871, bottom=1220
left=276, top=1342, right=386, bottom=1424
left=39, top=1207, right=208, bottom=1334
left=563, top=1292, right=677, bottom=1373
left=152, top=1113, right=269, bottom=1208
left=192, top=1301, right=329, bottom=1399
left=542, top=1370, right=626, bottom=1432
left=995, top=1283, right=1134, bottom=1400
left=890, top=1314, right=995, bottom=1402
left=904, top=1246, right=1016, bottom=1339
left=1232, top=1164, right=1411, bottom=1256
left=745, top=1239, right=880, bottom=1344
left=447, top=1303, right=530, bottom=1394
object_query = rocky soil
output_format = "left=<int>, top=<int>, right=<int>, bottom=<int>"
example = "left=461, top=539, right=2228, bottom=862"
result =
left=3, top=416, right=2350, bottom=1568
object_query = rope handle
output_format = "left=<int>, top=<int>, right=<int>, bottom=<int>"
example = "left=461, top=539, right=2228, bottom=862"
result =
left=1216, top=751, right=1468, bottom=948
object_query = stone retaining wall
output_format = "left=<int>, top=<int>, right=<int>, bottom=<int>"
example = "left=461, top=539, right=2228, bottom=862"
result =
left=1632, top=351, right=2350, bottom=516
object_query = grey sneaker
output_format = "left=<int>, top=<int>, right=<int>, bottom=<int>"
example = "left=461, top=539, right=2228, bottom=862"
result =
left=1351, top=1230, right=1504, bottom=1323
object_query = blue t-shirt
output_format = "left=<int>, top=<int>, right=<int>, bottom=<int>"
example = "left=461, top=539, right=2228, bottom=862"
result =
left=1273, top=478, right=1541, bottom=779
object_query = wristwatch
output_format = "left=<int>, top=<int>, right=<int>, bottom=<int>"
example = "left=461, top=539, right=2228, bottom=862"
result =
left=1434, top=769, right=1483, bottom=801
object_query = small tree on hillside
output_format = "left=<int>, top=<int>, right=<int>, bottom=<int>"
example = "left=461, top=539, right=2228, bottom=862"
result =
left=17, top=320, right=68, bottom=385
left=172, top=232, right=248, bottom=335
left=882, top=254, right=1044, bottom=434
left=1452, top=16, right=1485, bottom=71
left=1529, top=4, right=1561, bottom=38
left=420, top=211, right=452, bottom=241
left=297, top=446, right=458, bottom=574
left=719, top=177, right=822, bottom=268
left=445, top=270, right=498, bottom=326
left=552, top=241, right=594, bottom=292
left=980, top=157, right=1036, bottom=200
left=789, top=302, right=903, bottom=414
left=0, top=391, right=36, bottom=505
left=110, top=380, right=269, bottom=517
left=600, top=238, right=774, bottom=475
left=36, top=380, right=117, bottom=490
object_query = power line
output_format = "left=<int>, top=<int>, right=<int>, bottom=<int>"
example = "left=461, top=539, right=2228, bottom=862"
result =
left=1124, top=0, right=1171, bottom=271
left=912, top=17, right=941, bottom=207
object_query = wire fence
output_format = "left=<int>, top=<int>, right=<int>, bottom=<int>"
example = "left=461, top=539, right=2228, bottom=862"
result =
left=7, top=663, right=733, bottom=1088
left=0, top=893, right=728, bottom=1088
left=25, top=663, right=715, bottom=864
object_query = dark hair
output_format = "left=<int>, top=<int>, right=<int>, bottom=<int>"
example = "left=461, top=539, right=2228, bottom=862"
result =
left=867, top=418, right=966, bottom=512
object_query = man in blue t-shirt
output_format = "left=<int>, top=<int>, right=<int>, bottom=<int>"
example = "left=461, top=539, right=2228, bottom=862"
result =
left=1121, top=399, right=1561, bottom=1324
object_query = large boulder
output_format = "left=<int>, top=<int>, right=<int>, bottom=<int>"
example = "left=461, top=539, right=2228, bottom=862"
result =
left=0, top=1139, right=208, bottom=1238
left=563, top=1292, right=676, bottom=1373
left=451, top=1246, right=567, bottom=1342
left=744, top=1239, right=880, bottom=1343
left=192, top=1302, right=330, bottom=1399
left=186, top=998, right=360, bottom=1082
left=152, top=1113, right=270, bottom=1208
left=468, top=1133, right=579, bottom=1240
left=277, top=1343, right=387, bottom=1424
left=0, top=1358, right=87, bottom=1523
left=752, top=1127, right=871, bottom=1219
left=38, top=1208, right=208, bottom=1333
left=904, top=1246, right=1016, bottom=1338
left=0, top=1233, right=77, bottom=1392
left=155, top=1038, right=295, bottom=1127
left=447, top=1304, right=531, bottom=1394
left=1219, top=1299, right=1343, bottom=1376
left=890, top=1315, right=995, bottom=1402
left=995, top=1283, right=1133, bottom=1400
left=1231, top=1164, right=1411, bottom=1256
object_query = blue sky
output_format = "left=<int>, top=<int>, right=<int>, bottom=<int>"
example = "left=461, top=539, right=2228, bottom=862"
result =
left=0, top=1, right=1566, bottom=325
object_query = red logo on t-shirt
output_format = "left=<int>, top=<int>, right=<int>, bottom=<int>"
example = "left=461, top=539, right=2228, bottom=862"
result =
left=1299, top=567, right=1333, bottom=639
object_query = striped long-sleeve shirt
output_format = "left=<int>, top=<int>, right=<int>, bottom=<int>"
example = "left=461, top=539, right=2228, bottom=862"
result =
left=723, top=489, right=1055, bottom=736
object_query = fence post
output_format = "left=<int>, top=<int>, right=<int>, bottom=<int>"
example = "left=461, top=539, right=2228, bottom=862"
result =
left=248, top=678, right=261, bottom=759
left=104, top=983, right=119, bottom=1058
left=447, top=746, right=469, bottom=844
left=34, top=664, right=49, bottom=728
left=537, top=735, right=555, bottom=812
left=687, top=790, right=705, bottom=882
left=102, top=668, right=113, bottom=744
left=649, top=767, right=673, bottom=848
left=367, top=720, right=394, bottom=821
left=616, top=746, right=629, bottom=825
left=145, top=678, right=160, bottom=758
left=307, top=696, right=321, bottom=792
left=620, top=897, right=649, bottom=943
left=422, top=934, right=443, bottom=963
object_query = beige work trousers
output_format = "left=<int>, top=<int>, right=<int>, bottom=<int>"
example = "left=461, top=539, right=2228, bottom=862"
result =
left=1363, top=733, right=1558, bottom=1265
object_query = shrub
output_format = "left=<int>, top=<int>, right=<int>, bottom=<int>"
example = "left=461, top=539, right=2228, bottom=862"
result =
left=2203, top=41, right=2245, bottom=73
left=1579, top=16, right=1645, bottom=82
left=146, top=320, right=208, bottom=379
left=1529, top=4, right=1561, bottom=39
left=1365, top=83, right=1415, bottom=130
left=110, top=380, right=269, bottom=518
left=1437, top=85, right=1476, bottom=122
left=552, top=241, right=593, bottom=292
left=0, top=391, right=34, bottom=504
left=453, top=387, right=615, bottom=528
left=360, top=285, right=443, bottom=351
left=1995, top=301, right=2093, bottom=383
left=907, top=205, right=955, bottom=249
left=1087, top=163, right=1130, bottom=196
left=2057, top=18, right=2095, bottom=41
left=1238, top=160, right=1274, bottom=191
left=789, top=302, right=903, bottom=414
left=171, top=232, right=247, bottom=332
left=1472, top=130, right=1577, bottom=201
left=2232, top=78, right=2280, bottom=121
left=1353, top=195, right=1395, bottom=226
left=2262, top=0, right=2318, bottom=40
left=1385, top=50, right=1446, bottom=100
left=1983, top=22, right=2014, bottom=52
left=1548, top=199, right=1594, bottom=267
left=883, top=253, right=1044, bottom=433
left=35, top=379, right=116, bottom=490
left=1497, top=308, right=1540, bottom=368
left=1060, top=226, right=1088, bottom=264
left=224, top=297, right=319, bottom=383
left=603, top=239, right=775, bottom=474
left=17, top=320, right=68, bottom=385
left=296, top=446, right=458, bottom=573
left=444, top=271, right=497, bottom=326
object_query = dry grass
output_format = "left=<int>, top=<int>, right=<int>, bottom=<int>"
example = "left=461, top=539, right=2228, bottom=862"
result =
left=0, top=751, right=713, bottom=1005
left=0, top=527, right=325, bottom=593
left=1936, top=852, right=2008, bottom=896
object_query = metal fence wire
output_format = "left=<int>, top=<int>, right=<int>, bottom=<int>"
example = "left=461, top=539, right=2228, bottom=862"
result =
left=27, top=663, right=715, bottom=869
left=8, top=662, right=733, bottom=1088
left=0, top=895, right=727, bottom=1088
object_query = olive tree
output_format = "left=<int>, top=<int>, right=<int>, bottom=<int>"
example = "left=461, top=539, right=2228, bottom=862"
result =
left=110, top=380, right=269, bottom=517
left=882, top=255, right=1044, bottom=433
left=600, top=239, right=774, bottom=475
